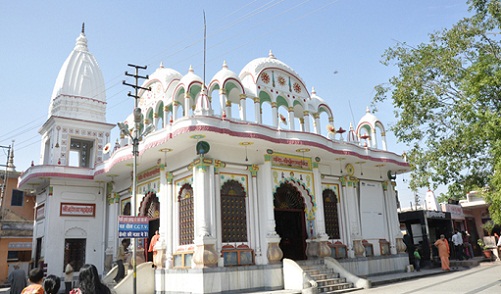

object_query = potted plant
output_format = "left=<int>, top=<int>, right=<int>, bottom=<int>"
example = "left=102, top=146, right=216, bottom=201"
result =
left=478, top=239, right=492, bottom=259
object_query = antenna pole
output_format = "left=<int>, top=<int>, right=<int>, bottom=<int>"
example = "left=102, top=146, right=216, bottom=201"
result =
left=203, top=10, right=207, bottom=89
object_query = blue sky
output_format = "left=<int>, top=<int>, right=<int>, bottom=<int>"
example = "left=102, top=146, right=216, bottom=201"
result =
left=0, top=0, right=471, bottom=207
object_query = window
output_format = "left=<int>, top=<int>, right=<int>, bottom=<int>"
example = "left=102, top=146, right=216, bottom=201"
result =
left=221, top=180, right=247, bottom=243
left=11, top=189, right=24, bottom=206
left=323, top=188, right=340, bottom=239
left=178, top=184, right=194, bottom=246
left=64, top=239, right=86, bottom=271
left=69, top=139, right=94, bottom=168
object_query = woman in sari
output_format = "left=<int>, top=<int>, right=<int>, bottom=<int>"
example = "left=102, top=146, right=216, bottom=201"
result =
left=434, top=234, right=450, bottom=271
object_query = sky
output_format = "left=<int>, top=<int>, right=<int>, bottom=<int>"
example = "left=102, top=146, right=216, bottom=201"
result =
left=0, top=0, right=472, bottom=208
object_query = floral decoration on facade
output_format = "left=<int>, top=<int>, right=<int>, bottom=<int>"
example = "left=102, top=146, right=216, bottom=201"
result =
left=261, top=72, right=270, bottom=84
left=278, top=76, right=286, bottom=86
left=293, top=82, right=301, bottom=93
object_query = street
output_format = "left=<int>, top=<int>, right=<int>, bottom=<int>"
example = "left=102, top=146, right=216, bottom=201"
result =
left=357, top=262, right=501, bottom=294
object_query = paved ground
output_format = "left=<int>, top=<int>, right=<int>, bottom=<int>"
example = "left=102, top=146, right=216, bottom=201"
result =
left=0, top=257, right=489, bottom=293
left=367, top=256, right=486, bottom=287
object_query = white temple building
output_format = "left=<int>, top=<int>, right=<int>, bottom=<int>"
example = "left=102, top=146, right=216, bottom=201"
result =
left=19, top=26, right=410, bottom=293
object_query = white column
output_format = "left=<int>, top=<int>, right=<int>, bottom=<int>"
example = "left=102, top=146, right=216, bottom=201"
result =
left=184, top=94, right=191, bottom=117
left=271, top=102, right=278, bottom=128
left=312, top=165, right=327, bottom=238
left=313, top=113, right=321, bottom=134
left=384, top=181, right=402, bottom=254
left=288, top=107, right=295, bottom=130
left=371, top=128, right=377, bottom=148
left=248, top=165, right=263, bottom=264
left=341, top=177, right=362, bottom=257
left=254, top=97, right=261, bottom=124
left=219, top=89, right=227, bottom=117
left=257, top=158, right=282, bottom=264
left=303, top=111, right=311, bottom=132
left=192, top=160, right=218, bottom=267
left=239, top=94, right=247, bottom=121
left=163, top=106, right=169, bottom=128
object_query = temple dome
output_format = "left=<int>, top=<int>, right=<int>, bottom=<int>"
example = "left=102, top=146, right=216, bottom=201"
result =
left=48, top=26, right=106, bottom=122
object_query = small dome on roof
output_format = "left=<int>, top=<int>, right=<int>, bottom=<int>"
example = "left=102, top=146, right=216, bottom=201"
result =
left=357, top=106, right=381, bottom=128
left=239, top=50, right=305, bottom=86
left=178, top=65, right=203, bottom=89
left=210, top=61, right=240, bottom=86
left=149, top=63, right=183, bottom=87
left=309, top=86, right=327, bottom=109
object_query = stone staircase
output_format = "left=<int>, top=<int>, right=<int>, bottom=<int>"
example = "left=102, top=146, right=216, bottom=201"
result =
left=297, top=260, right=362, bottom=294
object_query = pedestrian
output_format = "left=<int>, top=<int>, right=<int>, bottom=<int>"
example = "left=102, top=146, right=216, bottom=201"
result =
left=42, top=274, right=60, bottom=294
left=69, top=264, right=111, bottom=294
left=148, top=230, right=160, bottom=266
left=8, top=264, right=27, bottom=294
left=451, top=230, right=464, bottom=260
left=114, top=239, right=129, bottom=283
left=413, top=248, right=421, bottom=272
left=64, top=261, right=75, bottom=294
left=21, top=267, right=44, bottom=294
left=434, top=234, right=450, bottom=271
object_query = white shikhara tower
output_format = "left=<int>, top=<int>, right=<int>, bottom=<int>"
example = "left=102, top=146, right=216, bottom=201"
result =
left=40, top=24, right=113, bottom=167
left=22, top=25, right=115, bottom=279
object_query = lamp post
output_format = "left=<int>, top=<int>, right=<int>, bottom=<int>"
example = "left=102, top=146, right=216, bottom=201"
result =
left=118, top=64, right=152, bottom=294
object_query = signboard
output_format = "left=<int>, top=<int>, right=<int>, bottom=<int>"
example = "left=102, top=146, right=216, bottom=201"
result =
left=118, top=216, right=149, bottom=238
left=60, top=203, right=96, bottom=217
left=440, top=203, right=465, bottom=220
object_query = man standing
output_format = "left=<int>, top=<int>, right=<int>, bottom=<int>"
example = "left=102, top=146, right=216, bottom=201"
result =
left=148, top=230, right=160, bottom=267
left=452, top=230, right=464, bottom=260
left=114, top=239, right=129, bottom=283
left=64, top=261, right=75, bottom=294
left=8, top=265, right=27, bottom=294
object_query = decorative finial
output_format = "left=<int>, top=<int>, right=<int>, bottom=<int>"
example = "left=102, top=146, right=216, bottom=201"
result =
left=311, top=87, right=316, bottom=95
left=222, top=60, right=228, bottom=68
left=189, top=65, right=194, bottom=73
left=82, top=22, right=85, bottom=34
left=366, top=106, right=370, bottom=113
left=268, top=50, right=275, bottom=59
left=159, top=61, right=164, bottom=68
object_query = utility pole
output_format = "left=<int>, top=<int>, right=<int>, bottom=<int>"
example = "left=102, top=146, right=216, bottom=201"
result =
left=119, top=64, right=152, bottom=294
left=0, top=143, right=12, bottom=206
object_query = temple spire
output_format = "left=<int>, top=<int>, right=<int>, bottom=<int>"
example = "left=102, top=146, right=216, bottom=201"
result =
left=82, top=22, right=85, bottom=34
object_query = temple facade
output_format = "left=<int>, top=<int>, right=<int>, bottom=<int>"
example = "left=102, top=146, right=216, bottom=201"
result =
left=19, top=27, right=409, bottom=293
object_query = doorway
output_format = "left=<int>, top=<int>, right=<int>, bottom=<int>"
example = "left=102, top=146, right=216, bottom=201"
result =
left=273, top=182, right=307, bottom=260
left=147, top=218, right=159, bottom=262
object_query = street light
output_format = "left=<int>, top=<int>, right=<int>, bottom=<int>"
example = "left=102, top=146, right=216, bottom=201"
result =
left=118, top=64, right=152, bottom=294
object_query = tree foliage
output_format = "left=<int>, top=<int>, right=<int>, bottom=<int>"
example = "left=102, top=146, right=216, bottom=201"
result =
left=373, top=0, right=501, bottom=223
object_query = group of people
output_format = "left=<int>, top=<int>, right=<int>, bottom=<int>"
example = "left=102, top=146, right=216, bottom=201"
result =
left=433, top=230, right=473, bottom=272
left=8, top=263, right=111, bottom=294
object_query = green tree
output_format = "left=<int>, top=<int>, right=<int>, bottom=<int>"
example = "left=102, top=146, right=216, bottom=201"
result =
left=373, top=0, right=501, bottom=223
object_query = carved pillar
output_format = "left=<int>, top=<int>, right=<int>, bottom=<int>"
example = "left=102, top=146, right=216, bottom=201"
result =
left=192, top=159, right=218, bottom=268
left=260, top=156, right=283, bottom=264
left=248, top=165, right=263, bottom=263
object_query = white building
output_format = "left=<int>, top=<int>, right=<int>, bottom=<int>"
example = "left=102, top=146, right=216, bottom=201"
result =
left=19, top=27, right=410, bottom=293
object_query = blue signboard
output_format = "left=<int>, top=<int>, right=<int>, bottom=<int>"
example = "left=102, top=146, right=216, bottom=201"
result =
left=118, top=216, right=149, bottom=238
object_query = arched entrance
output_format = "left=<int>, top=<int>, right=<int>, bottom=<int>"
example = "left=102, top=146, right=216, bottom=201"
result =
left=138, top=192, right=160, bottom=262
left=273, top=182, right=307, bottom=260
